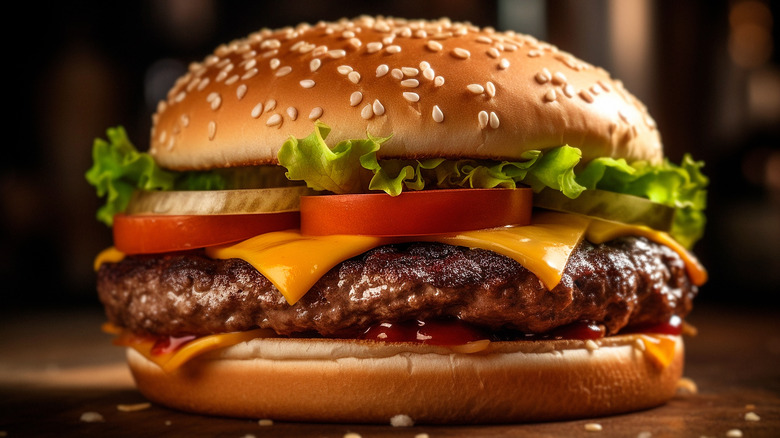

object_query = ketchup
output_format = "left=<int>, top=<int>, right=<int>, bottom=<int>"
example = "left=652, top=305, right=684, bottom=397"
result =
left=360, top=319, right=488, bottom=345
left=622, top=315, right=683, bottom=336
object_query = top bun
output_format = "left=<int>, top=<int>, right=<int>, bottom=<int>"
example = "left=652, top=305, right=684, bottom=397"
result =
left=150, top=16, right=662, bottom=171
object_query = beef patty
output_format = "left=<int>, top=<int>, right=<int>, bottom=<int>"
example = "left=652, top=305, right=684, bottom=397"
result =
left=97, top=237, right=696, bottom=338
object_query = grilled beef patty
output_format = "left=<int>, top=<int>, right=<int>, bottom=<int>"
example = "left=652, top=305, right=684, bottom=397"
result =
left=97, top=237, right=696, bottom=338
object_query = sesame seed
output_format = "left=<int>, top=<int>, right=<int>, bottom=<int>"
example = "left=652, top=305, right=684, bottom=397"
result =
left=312, top=45, right=328, bottom=57
left=236, top=84, right=247, bottom=100
left=243, top=59, right=257, bottom=70
left=584, top=423, right=602, bottom=432
left=251, top=103, right=264, bottom=118
left=478, top=110, right=489, bottom=128
left=505, top=43, right=518, bottom=51
left=344, top=433, right=362, bottom=438
left=590, top=83, right=603, bottom=95
left=300, top=79, right=316, bottom=88
left=342, top=30, right=355, bottom=39
left=348, top=71, right=361, bottom=84
left=376, top=64, right=389, bottom=77
left=261, top=49, right=279, bottom=58
left=242, top=68, right=258, bottom=80
left=403, top=92, right=420, bottom=102
left=535, top=68, right=552, bottom=84
left=745, top=412, right=761, bottom=421
left=265, top=99, right=277, bottom=111
left=487, top=48, right=500, bottom=58
left=419, top=61, right=431, bottom=70
left=618, top=109, right=629, bottom=123
left=476, top=35, right=492, bottom=44
left=426, top=40, right=443, bottom=51
left=174, top=91, right=186, bottom=103
left=180, top=114, right=189, bottom=127
left=434, top=76, right=445, bottom=87
left=494, top=43, right=505, bottom=51
left=310, top=58, right=321, bottom=72
left=499, top=59, right=510, bottom=70
left=186, top=78, right=200, bottom=92
left=726, top=429, right=743, bottom=438
left=386, top=45, right=401, bottom=54
left=399, top=27, right=412, bottom=38
left=373, top=99, right=385, bottom=115
left=422, top=67, right=435, bottom=80
left=361, top=104, right=373, bottom=119
left=489, top=111, right=500, bottom=128
left=366, top=42, right=383, bottom=53
left=528, top=50, right=541, bottom=57
left=337, top=65, right=353, bottom=75
left=159, top=130, right=166, bottom=144
left=207, top=92, right=222, bottom=110
left=309, top=107, right=323, bottom=120
left=286, top=106, right=298, bottom=120
left=563, top=84, right=575, bottom=98
left=290, top=40, right=305, bottom=51
left=299, top=44, right=314, bottom=53
left=350, top=91, right=363, bottom=106
left=216, top=70, right=229, bottom=82
left=197, top=78, right=210, bottom=91
left=597, top=80, right=612, bottom=92
left=467, top=84, right=485, bottom=94
left=579, top=89, right=594, bottom=103
left=486, top=81, right=496, bottom=97
left=402, top=67, right=420, bottom=76
left=390, top=414, right=415, bottom=427
left=266, top=114, right=282, bottom=126
left=452, top=48, right=471, bottom=59
left=258, top=419, right=274, bottom=426
left=225, top=75, right=239, bottom=85
left=585, top=339, right=599, bottom=351
left=634, top=338, right=646, bottom=351
left=391, top=68, right=404, bottom=80
left=415, top=29, right=428, bottom=38
left=432, top=105, right=444, bottom=122
left=382, top=36, right=395, bottom=45
left=275, top=66, right=292, bottom=77
left=328, top=49, right=347, bottom=58
left=401, top=79, right=420, bottom=88
left=544, top=89, right=557, bottom=102
left=261, top=39, right=281, bottom=49
left=552, top=72, right=567, bottom=85
left=208, top=121, right=216, bottom=140
left=80, top=412, right=105, bottom=423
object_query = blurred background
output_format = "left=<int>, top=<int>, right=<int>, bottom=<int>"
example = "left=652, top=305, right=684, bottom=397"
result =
left=2, top=0, right=778, bottom=311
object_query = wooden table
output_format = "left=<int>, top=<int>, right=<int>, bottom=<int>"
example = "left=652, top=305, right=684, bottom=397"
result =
left=1, top=304, right=778, bottom=437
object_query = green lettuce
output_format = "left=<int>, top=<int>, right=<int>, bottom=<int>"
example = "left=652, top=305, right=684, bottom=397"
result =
left=277, top=123, right=708, bottom=248
left=85, top=127, right=226, bottom=226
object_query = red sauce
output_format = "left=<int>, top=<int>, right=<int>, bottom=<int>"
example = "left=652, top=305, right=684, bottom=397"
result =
left=151, top=334, right=197, bottom=356
left=360, top=320, right=488, bottom=345
left=622, top=315, right=683, bottom=336
left=540, top=321, right=605, bottom=340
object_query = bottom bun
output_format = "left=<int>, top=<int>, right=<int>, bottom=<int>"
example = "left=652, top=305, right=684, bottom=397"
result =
left=128, top=334, right=684, bottom=424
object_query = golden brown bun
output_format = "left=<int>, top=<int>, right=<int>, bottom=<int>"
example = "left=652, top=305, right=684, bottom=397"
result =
left=150, top=16, right=662, bottom=171
left=128, top=334, right=684, bottom=424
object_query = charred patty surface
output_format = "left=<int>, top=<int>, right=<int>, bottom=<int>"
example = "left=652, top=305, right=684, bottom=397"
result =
left=97, top=238, right=696, bottom=337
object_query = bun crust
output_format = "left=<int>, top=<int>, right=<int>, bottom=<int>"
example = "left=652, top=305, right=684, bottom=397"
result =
left=128, top=335, right=684, bottom=424
left=150, top=17, right=662, bottom=171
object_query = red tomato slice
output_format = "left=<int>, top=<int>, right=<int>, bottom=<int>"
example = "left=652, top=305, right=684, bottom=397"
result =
left=300, top=188, right=532, bottom=236
left=113, top=212, right=299, bottom=254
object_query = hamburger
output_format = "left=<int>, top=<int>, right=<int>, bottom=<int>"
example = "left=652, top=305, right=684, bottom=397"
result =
left=86, top=16, right=708, bottom=423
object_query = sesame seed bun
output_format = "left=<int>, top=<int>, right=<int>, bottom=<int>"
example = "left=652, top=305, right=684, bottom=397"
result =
left=150, top=16, right=662, bottom=171
left=127, top=335, right=684, bottom=423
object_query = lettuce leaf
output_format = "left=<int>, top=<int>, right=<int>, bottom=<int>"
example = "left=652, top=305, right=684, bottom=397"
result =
left=85, top=127, right=226, bottom=226
left=277, top=124, right=708, bottom=248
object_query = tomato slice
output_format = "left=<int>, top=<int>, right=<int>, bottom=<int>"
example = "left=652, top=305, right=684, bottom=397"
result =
left=300, top=188, right=532, bottom=236
left=113, top=212, right=299, bottom=254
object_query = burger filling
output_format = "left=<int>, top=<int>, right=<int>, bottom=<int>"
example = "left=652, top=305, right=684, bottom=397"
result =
left=97, top=237, right=695, bottom=340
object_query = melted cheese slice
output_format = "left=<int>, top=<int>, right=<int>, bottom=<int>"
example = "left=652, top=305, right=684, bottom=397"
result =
left=637, top=334, right=679, bottom=369
left=586, top=219, right=708, bottom=286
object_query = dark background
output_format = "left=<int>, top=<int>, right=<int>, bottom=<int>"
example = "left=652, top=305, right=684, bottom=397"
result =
left=2, top=0, right=778, bottom=311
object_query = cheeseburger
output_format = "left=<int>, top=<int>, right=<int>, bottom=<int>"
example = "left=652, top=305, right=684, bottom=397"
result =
left=87, top=16, right=708, bottom=423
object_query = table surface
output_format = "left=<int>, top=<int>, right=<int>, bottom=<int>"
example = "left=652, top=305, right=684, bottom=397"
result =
left=1, top=303, right=778, bottom=437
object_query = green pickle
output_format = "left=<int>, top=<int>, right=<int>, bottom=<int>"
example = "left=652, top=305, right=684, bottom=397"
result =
left=533, top=188, right=675, bottom=232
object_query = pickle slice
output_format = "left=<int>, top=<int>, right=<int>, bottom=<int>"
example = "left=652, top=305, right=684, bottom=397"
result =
left=126, top=186, right=314, bottom=215
left=533, top=189, right=675, bottom=231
